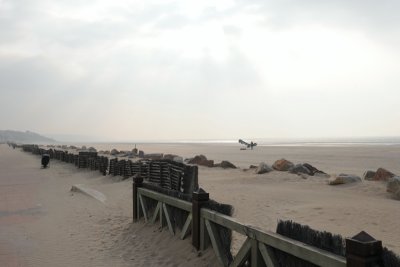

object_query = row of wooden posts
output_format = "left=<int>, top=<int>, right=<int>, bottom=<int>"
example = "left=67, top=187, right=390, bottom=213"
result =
left=132, top=175, right=386, bottom=267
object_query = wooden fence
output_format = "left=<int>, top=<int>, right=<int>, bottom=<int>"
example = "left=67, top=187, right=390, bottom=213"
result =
left=133, top=176, right=386, bottom=267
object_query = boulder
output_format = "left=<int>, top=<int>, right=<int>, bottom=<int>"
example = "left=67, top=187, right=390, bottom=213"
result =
left=289, top=164, right=312, bottom=175
left=188, top=155, right=214, bottom=167
left=328, top=174, right=361, bottom=185
left=214, top=161, right=236, bottom=169
left=81, top=146, right=87, bottom=150
left=138, top=150, right=144, bottom=158
left=88, top=147, right=97, bottom=152
left=373, top=168, right=395, bottom=181
left=255, top=162, right=273, bottom=174
left=110, top=149, right=119, bottom=155
left=272, top=159, right=294, bottom=171
left=363, top=170, right=376, bottom=180
left=173, top=156, right=183, bottom=163
left=387, top=176, right=400, bottom=199
left=302, top=163, right=326, bottom=176
left=249, top=165, right=258, bottom=169
left=164, top=154, right=179, bottom=160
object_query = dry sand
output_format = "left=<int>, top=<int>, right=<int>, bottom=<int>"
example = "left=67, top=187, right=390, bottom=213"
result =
left=0, top=144, right=216, bottom=267
left=1, top=142, right=400, bottom=266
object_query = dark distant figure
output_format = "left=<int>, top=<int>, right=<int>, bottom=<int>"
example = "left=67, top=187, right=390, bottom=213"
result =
left=41, top=154, right=50, bottom=168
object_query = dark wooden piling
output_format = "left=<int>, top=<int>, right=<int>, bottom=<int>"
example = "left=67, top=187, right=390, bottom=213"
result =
left=192, top=191, right=209, bottom=250
left=132, top=175, right=143, bottom=222
left=346, top=231, right=383, bottom=267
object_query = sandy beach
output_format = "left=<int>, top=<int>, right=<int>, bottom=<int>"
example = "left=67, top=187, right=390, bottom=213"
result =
left=1, top=142, right=400, bottom=266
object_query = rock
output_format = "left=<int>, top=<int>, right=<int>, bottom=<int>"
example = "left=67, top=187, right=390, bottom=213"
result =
left=103, top=150, right=110, bottom=155
left=289, top=164, right=311, bottom=175
left=363, top=170, right=376, bottom=180
left=110, top=149, right=119, bottom=155
left=88, top=147, right=97, bottom=152
left=188, top=155, right=214, bottom=167
left=255, top=162, right=273, bottom=174
left=249, top=165, right=258, bottom=169
left=138, top=150, right=144, bottom=158
left=173, top=156, right=183, bottom=163
left=132, top=148, right=138, bottom=155
left=214, top=161, right=236, bottom=169
left=272, top=159, right=294, bottom=171
left=81, top=146, right=87, bottom=150
left=373, top=168, right=395, bottom=181
left=387, top=176, right=400, bottom=199
left=328, top=174, right=361, bottom=185
left=163, top=154, right=179, bottom=160
left=302, top=163, right=326, bottom=176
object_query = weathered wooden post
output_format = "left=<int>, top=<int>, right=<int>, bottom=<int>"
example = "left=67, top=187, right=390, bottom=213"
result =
left=132, top=175, right=143, bottom=222
left=192, top=190, right=209, bottom=250
left=346, top=231, right=383, bottom=267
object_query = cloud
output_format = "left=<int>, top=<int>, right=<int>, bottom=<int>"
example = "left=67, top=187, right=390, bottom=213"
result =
left=0, top=0, right=399, bottom=139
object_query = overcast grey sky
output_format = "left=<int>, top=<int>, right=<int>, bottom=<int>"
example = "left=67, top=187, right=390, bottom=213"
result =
left=1, top=0, right=399, bottom=141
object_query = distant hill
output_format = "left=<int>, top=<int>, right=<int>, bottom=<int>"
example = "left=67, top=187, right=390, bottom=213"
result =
left=0, top=130, right=56, bottom=144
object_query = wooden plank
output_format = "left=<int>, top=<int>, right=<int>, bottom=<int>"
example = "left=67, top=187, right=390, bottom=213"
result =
left=162, top=203, right=175, bottom=235
left=201, top=208, right=346, bottom=267
left=230, top=237, right=252, bottom=267
left=180, top=213, right=192, bottom=240
left=205, top=219, right=229, bottom=267
left=138, top=188, right=191, bottom=212
left=150, top=201, right=161, bottom=224
left=251, top=238, right=259, bottom=267
left=258, top=242, right=278, bottom=267
left=138, top=194, right=148, bottom=222
left=200, top=217, right=208, bottom=250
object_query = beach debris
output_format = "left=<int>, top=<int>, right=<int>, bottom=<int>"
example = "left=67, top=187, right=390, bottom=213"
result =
left=214, top=160, right=236, bottom=169
left=328, top=174, right=361, bottom=185
left=289, top=164, right=312, bottom=175
left=255, top=162, right=273, bottom=174
left=373, top=168, right=395, bottom=181
left=363, top=170, right=376, bottom=180
left=110, top=149, right=119, bottom=155
left=387, top=176, right=400, bottom=199
left=273, top=158, right=294, bottom=171
left=187, top=155, right=214, bottom=167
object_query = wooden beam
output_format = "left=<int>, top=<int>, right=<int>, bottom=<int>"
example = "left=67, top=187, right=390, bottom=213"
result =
left=205, top=219, right=229, bottom=267
left=162, top=203, right=174, bottom=235
left=150, top=201, right=161, bottom=224
left=201, top=208, right=346, bottom=267
left=259, top=242, right=278, bottom=267
left=230, top=237, right=251, bottom=267
left=251, top=238, right=259, bottom=267
left=138, top=194, right=148, bottom=222
left=180, top=213, right=192, bottom=240
left=138, top=188, right=191, bottom=212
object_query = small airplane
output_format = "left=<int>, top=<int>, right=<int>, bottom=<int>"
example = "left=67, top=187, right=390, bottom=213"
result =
left=238, top=139, right=257, bottom=150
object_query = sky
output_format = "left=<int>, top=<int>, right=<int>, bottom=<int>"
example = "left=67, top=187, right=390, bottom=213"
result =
left=0, top=0, right=400, bottom=141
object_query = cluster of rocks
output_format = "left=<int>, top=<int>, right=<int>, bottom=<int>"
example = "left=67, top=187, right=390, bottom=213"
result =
left=363, top=168, right=400, bottom=200
left=253, top=158, right=328, bottom=178
left=185, top=155, right=237, bottom=169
